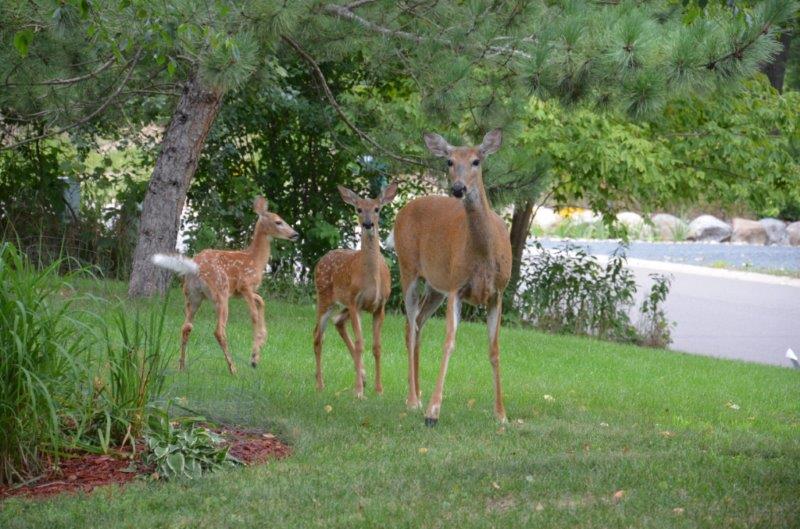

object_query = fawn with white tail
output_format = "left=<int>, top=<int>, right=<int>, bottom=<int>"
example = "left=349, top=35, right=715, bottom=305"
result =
left=393, top=129, right=512, bottom=425
left=152, top=197, right=298, bottom=374
left=313, top=182, right=399, bottom=398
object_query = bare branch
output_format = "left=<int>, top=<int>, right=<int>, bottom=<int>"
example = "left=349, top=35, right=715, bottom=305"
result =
left=2, top=48, right=143, bottom=151
left=281, top=34, right=428, bottom=168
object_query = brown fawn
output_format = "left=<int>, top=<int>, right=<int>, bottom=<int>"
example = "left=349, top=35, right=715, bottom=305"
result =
left=393, top=129, right=512, bottom=425
left=152, top=196, right=299, bottom=374
left=313, top=182, right=399, bottom=398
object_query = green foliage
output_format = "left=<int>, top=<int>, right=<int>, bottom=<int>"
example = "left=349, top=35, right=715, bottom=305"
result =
left=144, top=409, right=239, bottom=481
left=522, top=77, right=800, bottom=220
left=189, top=59, right=387, bottom=278
left=92, top=300, right=173, bottom=449
left=516, top=242, right=639, bottom=342
left=0, top=243, right=86, bottom=485
left=638, top=273, right=674, bottom=348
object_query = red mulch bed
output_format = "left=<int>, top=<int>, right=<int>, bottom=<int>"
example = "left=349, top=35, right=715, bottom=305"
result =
left=0, top=427, right=290, bottom=500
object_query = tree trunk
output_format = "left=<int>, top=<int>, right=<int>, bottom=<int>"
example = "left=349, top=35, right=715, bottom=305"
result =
left=508, top=200, right=535, bottom=295
left=127, top=76, right=223, bottom=297
left=761, top=31, right=792, bottom=92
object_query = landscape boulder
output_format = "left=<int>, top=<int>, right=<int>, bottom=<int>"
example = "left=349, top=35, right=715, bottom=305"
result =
left=651, top=213, right=688, bottom=241
left=731, top=218, right=768, bottom=245
left=616, top=211, right=653, bottom=239
left=569, top=208, right=601, bottom=224
left=787, top=221, right=800, bottom=246
left=759, top=218, right=788, bottom=245
left=687, top=215, right=732, bottom=242
left=532, top=206, right=562, bottom=231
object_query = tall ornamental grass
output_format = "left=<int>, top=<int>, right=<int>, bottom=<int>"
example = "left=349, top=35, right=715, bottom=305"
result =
left=0, top=243, right=85, bottom=485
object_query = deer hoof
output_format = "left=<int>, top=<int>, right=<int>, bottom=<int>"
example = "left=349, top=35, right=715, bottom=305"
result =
left=424, top=417, right=438, bottom=427
left=250, top=360, right=258, bottom=369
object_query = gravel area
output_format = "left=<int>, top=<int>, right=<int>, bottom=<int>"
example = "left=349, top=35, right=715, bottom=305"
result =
left=532, top=237, right=800, bottom=272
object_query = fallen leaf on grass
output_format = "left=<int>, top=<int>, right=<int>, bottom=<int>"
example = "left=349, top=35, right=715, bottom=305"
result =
left=534, top=502, right=545, bottom=512
left=515, top=419, right=524, bottom=425
left=660, top=430, right=676, bottom=438
left=543, top=394, right=555, bottom=402
left=673, top=507, right=685, bottom=515
left=418, top=447, right=428, bottom=455
left=525, top=475, right=534, bottom=483
left=491, top=481, right=500, bottom=490
left=612, top=490, right=625, bottom=504
left=262, top=433, right=275, bottom=439
left=725, top=401, right=740, bottom=410
left=467, top=398, right=476, bottom=409
left=599, top=422, right=609, bottom=427
left=324, top=405, right=333, bottom=413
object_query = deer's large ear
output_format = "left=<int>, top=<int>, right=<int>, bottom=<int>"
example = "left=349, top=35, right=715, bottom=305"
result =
left=423, top=132, right=453, bottom=158
left=379, top=181, right=399, bottom=206
left=478, top=128, right=502, bottom=156
left=254, top=196, right=268, bottom=215
left=337, top=185, right=360, bottom=207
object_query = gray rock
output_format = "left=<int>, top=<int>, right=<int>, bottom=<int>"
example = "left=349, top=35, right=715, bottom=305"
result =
left=759, top=218, right=788, bottom=245
left=616, top=211, right=653, bottom=239
left=731, top=218, right=768, bottom=245
left=651, top=213, right=688, bottom=241
left=687, top=215, right=732, bottom=242
left=788, top=221, right=800, bottom=246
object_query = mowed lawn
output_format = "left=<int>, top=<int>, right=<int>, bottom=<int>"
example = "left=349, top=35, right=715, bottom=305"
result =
left=2, top=281, right=799, bottom=528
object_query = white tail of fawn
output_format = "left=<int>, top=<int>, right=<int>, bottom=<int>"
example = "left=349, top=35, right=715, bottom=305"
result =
left=152, top=196, right=299, bottom=374
left=313, top=182, right=399, bottom=398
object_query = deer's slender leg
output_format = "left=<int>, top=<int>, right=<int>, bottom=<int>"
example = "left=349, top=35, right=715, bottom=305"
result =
left=487, top=295, right=507, bottom=423
left=402, top=277, right=421, bottom=409
left=424, top=292, right=461, bottom=426
left=413, top=286, right=445, bottom=400
left=313, top=303, right=334, bottom=391
left=333, top=308, right=357, bottom=357
left=349, top=305, right=366, bottom=399
left=213, top=296, right=236, bottom=375
left=179, top=286, right=203, bottom=371
left=243, top=290, right=266, bottom=368
left=372, top=305, right=385, bottom=395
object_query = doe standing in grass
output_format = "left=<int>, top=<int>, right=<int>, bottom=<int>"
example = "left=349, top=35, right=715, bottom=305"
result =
left=313, top=182, right=399, bottom=398
left=394, top=129, right=512, bottom=425
left=152, top=196, right=298, bottom=374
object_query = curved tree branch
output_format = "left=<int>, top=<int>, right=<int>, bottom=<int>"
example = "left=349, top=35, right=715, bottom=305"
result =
left=2, top=48, right=143, bottom=151
left=281, top=34, right=428, bottom=168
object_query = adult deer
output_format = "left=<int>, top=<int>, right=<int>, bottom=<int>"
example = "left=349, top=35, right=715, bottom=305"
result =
left=152, top=197, right=298, bottom=374
left=313, top=182, right=399, bottom=398
left=394, top=129, right=511, bottom=425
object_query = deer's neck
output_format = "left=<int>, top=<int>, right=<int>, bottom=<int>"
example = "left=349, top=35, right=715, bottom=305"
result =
left=247, top=224, right=272, bottom=270
left=463, top=180, right=495, bottom=259
left=359, top=231, right=383, bottom=285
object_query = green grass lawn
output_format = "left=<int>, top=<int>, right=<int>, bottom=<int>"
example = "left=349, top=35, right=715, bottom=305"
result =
left=2, top=281, right=799, bottom=528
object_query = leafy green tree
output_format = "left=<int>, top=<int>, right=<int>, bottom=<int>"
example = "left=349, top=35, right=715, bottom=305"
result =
left=1, top=0, right=796, bottom=297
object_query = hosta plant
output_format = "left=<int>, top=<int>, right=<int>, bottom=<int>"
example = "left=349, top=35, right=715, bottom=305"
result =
left=144, top=408, right=240, bottom=480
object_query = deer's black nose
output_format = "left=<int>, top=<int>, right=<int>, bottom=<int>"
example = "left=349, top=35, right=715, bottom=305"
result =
left=451, top=181, right=466, bottom=198
left=362, top=221, right=374, bottom=230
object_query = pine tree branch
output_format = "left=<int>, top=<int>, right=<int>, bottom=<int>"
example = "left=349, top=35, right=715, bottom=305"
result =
left=281, top=34, right=428, bottom=168
left=321, top=3, right=531, bottom=58
left=3, top=57, right=116, bottom=88
left=703, top=22, right=774, bottom=71
left=1, top=48, right=143, bottom=151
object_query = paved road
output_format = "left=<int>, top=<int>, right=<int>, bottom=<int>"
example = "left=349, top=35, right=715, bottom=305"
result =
left=622, top=259, right=799, bottom=368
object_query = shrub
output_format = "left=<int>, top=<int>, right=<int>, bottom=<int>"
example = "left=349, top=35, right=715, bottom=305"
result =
left=84, top=300, right=174, bottom=453
left=144, top=408, right=240, bottom=480
left=515, top=242, right=672, bottom=347
left=637, top=273, right=673, bottom=348
left=0, top=243, right=86, bottom=485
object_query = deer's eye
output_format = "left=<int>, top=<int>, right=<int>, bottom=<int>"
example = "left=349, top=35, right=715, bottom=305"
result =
left=472, top=159, right=480, bottom=166
left=447, top=159, right=454, bottom=167
left=374, top=208, right=379, bottom=213
left=357, top=208, right=362, bottom=213
left=275, top=221, right=283, bottom=226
